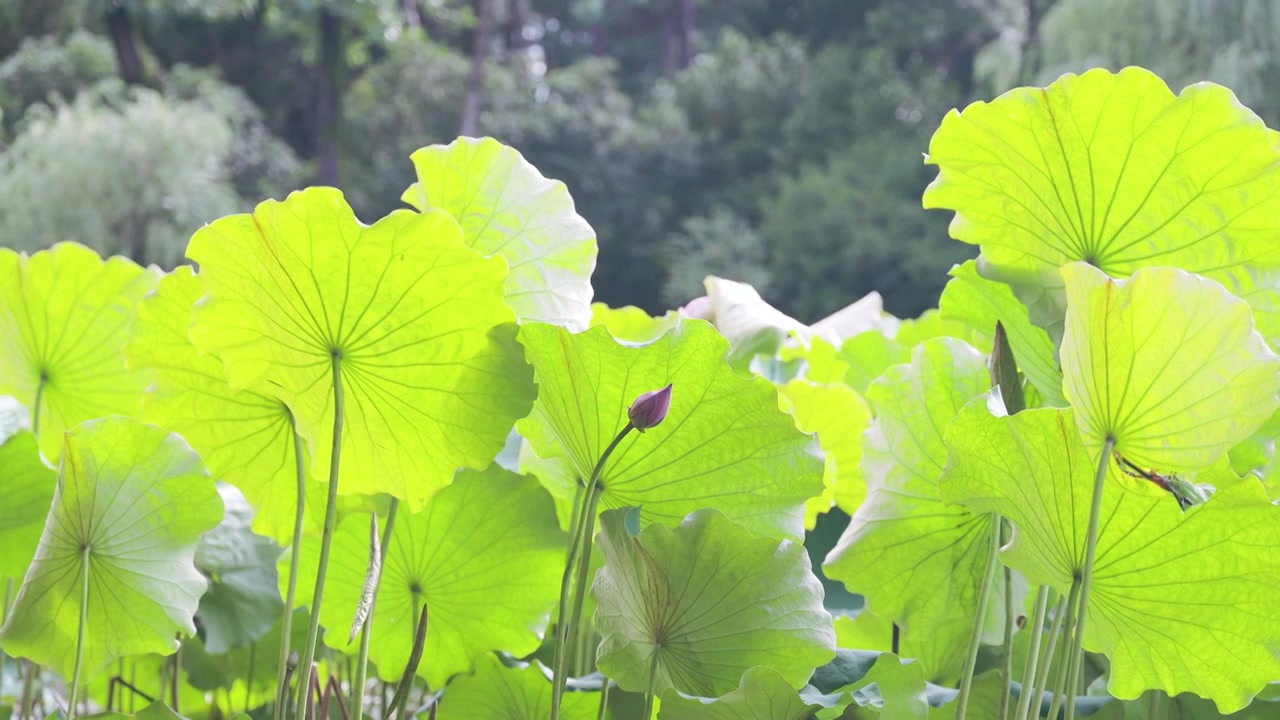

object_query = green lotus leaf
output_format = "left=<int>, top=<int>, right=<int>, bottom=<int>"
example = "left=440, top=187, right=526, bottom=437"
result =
left=777, top=380, right=871, bottom=525
left=658, top=666, right=832, bottom=720
left=289, top=465, right=563, bottom=688
left=125, top=266, right=324, bottom=544
left=517, top=438, right=579, bottom=530
left=1061, top=263, right=1280, bottom=487
left=589, top=303, right=680, bottom=345
left=923, top=67, right=1280, bottom=341
left=823, top=338, right=1005, bottom=664
left=0, top=418, right=223, bottom=679
left=592, top=508, right=834, bottom=697
left=938, top=260, right=1065, bottom=406
left=182, top=608, right=310, bottom=712
left=940, top=402, right=1280, bottom=712
left=402, top=136, right=597, bottom=331
left=186, top=187, right=535, bottom=511
left=436, top=654, right=595, bottom=720
left=0, top=243, right=160, bottom=461
left=832, top=613, right=964, bottom=685
left=1115, top=691, right=1280, bottom=719
left=193, top=484, right=283, bottom=654
left=0, top=430, right=55, bottom=588
left=809, top=651, right=929, bottom=720
left=703, top=276, right=809, bottom=370
left=517, top=321, right=823, bottom=539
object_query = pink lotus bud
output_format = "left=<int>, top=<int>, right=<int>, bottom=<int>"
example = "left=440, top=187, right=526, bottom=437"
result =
left=680, top=296, right=714, bottom=321
left=628, top=384, right=672, bottom=432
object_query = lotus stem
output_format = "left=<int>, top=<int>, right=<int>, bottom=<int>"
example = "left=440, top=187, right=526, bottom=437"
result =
left=999, top=534, right=1014, bottom=719
left=275, top=413, right=308, bottom=720
left=353, top=500, right=399, bottom=720
left=1013, top=586, right=1050, bottom=720
left=550, top=423, right=634, bottom=720
left=953, top=511, right=1002, bottom=719
left=67, top=546, right=90, bottom=720
left=1064, top=437, right=1115, bottom=720
left=1047, top=578, right=1081, bottom=720
left=296, top=356, right=346, bottom=720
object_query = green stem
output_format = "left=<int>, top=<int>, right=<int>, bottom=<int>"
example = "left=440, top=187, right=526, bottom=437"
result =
left=1029, top=593, right=1067, bottom=713
left=276, top=414, right=309, bottom=720
left=354, top=500, right=399, bottom=720
left=954, top=511, right=1002, bottom=719
left=67, top=546, right=90, bottom=720
left=999, top=531, right=1014, bottom=720
left=1148, top=690, right=1162, bottom=718
left=1064, top=437, right=1115, bottom=720
left=1013, top=586, right=1051, bottom=720
left=1, top=578, right=11, bottom=695
left=596, top=679, right=610, bottom=720
left=172, top=642, right=182, bottom=713
left=21, top=661, right=36, bottom=720
left=1047, top=578, right=1082, bottom=720
left=551, top=424, right=635, bottom=720
left=31, top=374, right=45, bottom=439
left=642, top=650, right=660, bottom=720
left=296, top=356, right=345, bottom=720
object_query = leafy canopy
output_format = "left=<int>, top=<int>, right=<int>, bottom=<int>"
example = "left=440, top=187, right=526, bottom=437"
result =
left=0, top=418, right=223, bottom=679
left=126, top=265, right=324, bottom=544
left=186, top=187, right=536, bottom=510
left=923, top=66, right=1280, bottom=340
left=941, top=402, right=1280, bottom=712
left=592, top=508, right=834, bottom=697
left=402, top=136, right=598, bottom=332
left=0, top=242, right=159, bottom=461
left=289, top=465, right=564, bottom=688
left=517, top=321, right=823, bottom=540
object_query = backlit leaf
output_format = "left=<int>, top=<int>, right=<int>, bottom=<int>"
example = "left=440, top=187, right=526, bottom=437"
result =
left=593, top=508, right=834, bottom=697
left=0, top=430, right=55, bottom=587
left=187, top=187, right=535, bottom=510
left=403, top=136, right=597, bottom=331
left=940, top=402, right=1280, bottom=712
left=436, top=654, right=595, bottom=720
left=0, top=418, right=223, bottom=679
left=777, top=380, right=871, bottom=525
left=658, top=666, right=831, bottom=720
left=518, top=321, right=823, bottom=540
left=0, top=243, right=160, bottom=461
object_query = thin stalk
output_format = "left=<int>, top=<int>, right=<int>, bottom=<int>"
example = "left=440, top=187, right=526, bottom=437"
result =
left=953, top=512, right=1002, bottom=719
left=596, top=679, right=610, bottom=720
left=245, top=643, right=257, bottom=713
left=1029, top=593, right=1068, bottom=713
left=172, top=641, right=182, bottom=713
left=31, top=375, right=45, bottom=438
left=67, top=547, right=90, bottom=720
left=1, top=578, right=11, bottom=695
left=296, top=357, right=346, bottom=720
left=1047, top=578, right=1082, bottom=720
left=641, top=650, right=660, bottom=720
left=1148, top=690, right=1161, bottom=718
left=551, top=424, right=634, bottom=720
left=353, top=499, right=399, bottom=720
left=1064, top=437, right=1115, bottom=720
left=1013, top=586, right=1051, bottom=720
left=999, top=538, right=1014, bottom=719
left=389, top=603, right=428, bottom=720
left=276, top=414, right=309, bottom=720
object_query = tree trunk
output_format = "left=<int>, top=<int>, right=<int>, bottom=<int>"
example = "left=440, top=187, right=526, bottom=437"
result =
left=316, top=5, right=344, bottom=186
left=402, top=0, right=421, bottom=29
left=105, top=2, right=145, bottom=84
left=1019, top=0, right=1054, bottom=85
left=591, top=0, right=610, bottom=56
left=459, top=0, right=493, bottom=137
left=676, top=0, right=694, bottom=69
left=507, top=0, right=530, bottom=51
left=661, top=2, right=677, bottom=74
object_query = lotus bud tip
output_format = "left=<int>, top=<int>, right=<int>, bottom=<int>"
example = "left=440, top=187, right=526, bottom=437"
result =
left=628, top=383, right=672, bottom=432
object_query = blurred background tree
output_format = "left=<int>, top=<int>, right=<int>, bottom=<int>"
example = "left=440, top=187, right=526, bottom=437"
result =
left=0, top=0, right=1271, bottom=320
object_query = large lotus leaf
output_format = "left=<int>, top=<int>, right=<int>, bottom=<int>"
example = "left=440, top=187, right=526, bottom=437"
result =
left=436, top=654, right=594, bottom=720
left=0, top=430, right=55, bottom=587
left=703, top=277, right=810, bottom=369
left=517, top=321, right=823, bottom=540
left=789, top=312, right=969, bottom=395
left=402, top=136, right=597, bottom=331
left=0, top=418, right=223, bottom=679
left=832, top=613, right=964, bottom=685
left=182, top=608, right=311, bottom=713
left=126, top=266, right=324, bottom=544
left=823, top=338, right=1004, bottom=661
left=923, top=67, right=1280, bottom=341
left=777, top=380, right=871, bottom=525
left=940, top=402, right=1280, bottom=712
left=592, top=508, right=834, bottom=698
left=186, top=187, right=535, bottom=511
left=0, top=243, right=160, bottom=461
left=193, top=484, right=282, bottom=654
left=938, top=260, right=1065, bottom=406
left=1115, top=691, right=1280, bottom=719
left=811, top=651, right=929, bottom=720
left=658, top=666, right=832, bottom=720
left=1061, top=263, right=1280, bottom=488
left=589, top=303, right=680, bottom=345
left=289, top=465, right=563, bottom=688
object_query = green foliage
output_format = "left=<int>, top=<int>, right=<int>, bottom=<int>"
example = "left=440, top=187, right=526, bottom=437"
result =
left=0, top=31, right=116, bottom=136
left=593, top=508, right=834, bottom=697
left=436, top=655, right=595, bottom=720
left=0, top=426, right=55, bottom=588
left=661, top=208, right=771, bottom=309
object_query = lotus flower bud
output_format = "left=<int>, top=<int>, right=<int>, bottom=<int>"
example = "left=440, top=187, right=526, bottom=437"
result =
left=627, top=384, right=672, bottom=432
